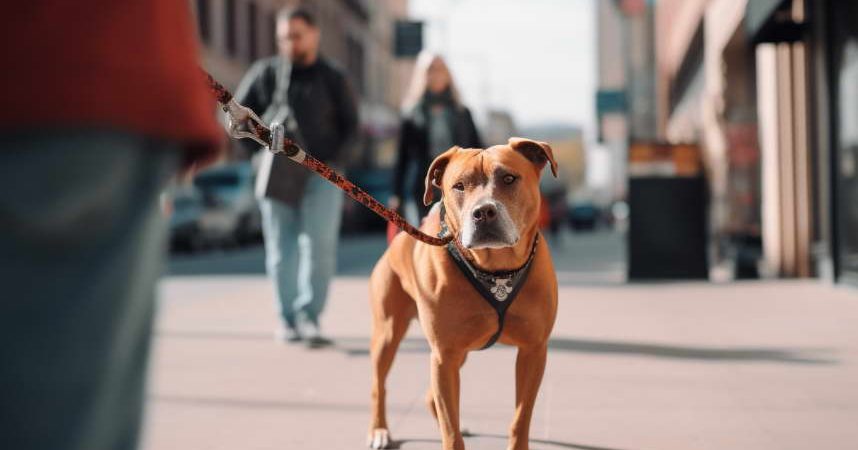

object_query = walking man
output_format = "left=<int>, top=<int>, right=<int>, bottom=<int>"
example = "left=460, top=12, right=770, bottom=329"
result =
left=235, top=8, right=359, bottom=347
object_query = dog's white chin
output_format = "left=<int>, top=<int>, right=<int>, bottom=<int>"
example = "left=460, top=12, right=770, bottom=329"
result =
left=460, top=234, right=520, bottom=249
left=464, top=240, right=519, bottom=250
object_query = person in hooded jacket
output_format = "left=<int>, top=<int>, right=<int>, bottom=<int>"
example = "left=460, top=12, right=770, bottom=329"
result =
left=390, top=52, right=482, bottom=220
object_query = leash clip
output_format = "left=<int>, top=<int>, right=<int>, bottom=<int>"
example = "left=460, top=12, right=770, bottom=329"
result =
left=269, top=120, right=306, bottom=162
left=269, top=121, right=285, bottom=155
left=224, top=99, right=268, bottom=147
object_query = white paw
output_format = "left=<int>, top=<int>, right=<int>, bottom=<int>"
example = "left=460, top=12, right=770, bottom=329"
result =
left=367, top=428, right=393, bottom=449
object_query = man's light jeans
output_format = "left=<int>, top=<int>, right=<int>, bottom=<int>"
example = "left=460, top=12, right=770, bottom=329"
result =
left=259, top=175, right=344, bottom=330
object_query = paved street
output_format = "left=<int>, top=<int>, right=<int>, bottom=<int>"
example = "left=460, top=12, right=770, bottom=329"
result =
left=145, top=232, right=858, bottom=450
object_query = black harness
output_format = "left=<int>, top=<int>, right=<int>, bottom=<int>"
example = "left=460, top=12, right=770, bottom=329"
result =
left=438, top=204, right=539, bottom=350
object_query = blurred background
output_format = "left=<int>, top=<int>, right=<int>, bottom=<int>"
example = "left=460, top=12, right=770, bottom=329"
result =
left=149, top=1, right=858, bottom=449
left=171, top=0, right=858, bottom=286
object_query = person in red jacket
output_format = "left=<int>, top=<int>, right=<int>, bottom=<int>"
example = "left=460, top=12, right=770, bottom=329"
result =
left=0, top=3, right=221, bottom=450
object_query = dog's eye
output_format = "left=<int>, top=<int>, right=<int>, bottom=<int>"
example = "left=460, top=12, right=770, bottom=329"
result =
left=452, top=182, right=465, bottom=191
left=502, top=174, right=517, bottom=185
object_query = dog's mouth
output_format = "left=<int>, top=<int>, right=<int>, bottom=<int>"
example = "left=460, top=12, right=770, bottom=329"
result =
left=460, top=221, right=519, bottom=249
left=461, top=230, right=519, bottom=249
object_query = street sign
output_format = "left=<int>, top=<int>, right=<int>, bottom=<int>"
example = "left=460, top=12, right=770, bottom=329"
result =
left=394, top=20, right=423, bottom=58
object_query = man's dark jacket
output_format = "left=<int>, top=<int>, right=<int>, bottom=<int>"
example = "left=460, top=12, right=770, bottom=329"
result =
left=235, top=55, right=359, bottom=205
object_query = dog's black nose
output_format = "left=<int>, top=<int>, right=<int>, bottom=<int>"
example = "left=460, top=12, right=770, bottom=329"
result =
left=472, top=203, right=498, bottom=223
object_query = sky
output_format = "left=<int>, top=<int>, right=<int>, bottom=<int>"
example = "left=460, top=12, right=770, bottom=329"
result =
left=408, top=0, right=596, bottom=134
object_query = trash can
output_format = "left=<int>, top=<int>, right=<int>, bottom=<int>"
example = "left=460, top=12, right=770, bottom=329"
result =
left=627, top=143, right=709, bottom=280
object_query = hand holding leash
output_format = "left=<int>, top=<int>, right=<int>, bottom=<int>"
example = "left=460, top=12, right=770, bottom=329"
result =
left=225, top=99, right=268, bottom=147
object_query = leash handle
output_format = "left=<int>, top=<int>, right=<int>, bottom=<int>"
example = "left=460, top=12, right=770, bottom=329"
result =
left=201, top=69, right=453, bottom=247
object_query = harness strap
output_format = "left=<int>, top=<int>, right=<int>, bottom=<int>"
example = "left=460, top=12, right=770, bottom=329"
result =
left=439, top=204, right=538, bottom=350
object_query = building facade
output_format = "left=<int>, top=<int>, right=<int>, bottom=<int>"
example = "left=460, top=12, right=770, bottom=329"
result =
left=595, top=0, right=659, bottom=202
left=656, top=0, right=766, bottom=278
left=651, top=0, right=857, bottom=284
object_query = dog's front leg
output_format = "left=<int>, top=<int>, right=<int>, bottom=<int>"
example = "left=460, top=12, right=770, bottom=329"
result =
left=508, top=344, right=548, bottom=450
left=430, top=349, right=466, bottom=450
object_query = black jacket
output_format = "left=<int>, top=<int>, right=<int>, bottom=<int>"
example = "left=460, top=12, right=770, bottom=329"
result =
left=393, top=102, right=482, bottom=209
left=235, top=56, right=358, bottom=204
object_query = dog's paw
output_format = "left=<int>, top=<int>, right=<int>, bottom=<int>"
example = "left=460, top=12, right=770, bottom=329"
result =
left=367, top=428, right=393, bottom=449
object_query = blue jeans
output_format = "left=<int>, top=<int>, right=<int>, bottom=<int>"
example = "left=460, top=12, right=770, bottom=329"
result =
left=260, top=174, right=344, bottom=329
left=0, top=130, right=177, bottom=450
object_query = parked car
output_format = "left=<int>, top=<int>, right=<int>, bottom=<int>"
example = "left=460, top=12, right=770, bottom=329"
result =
left=193, top=162, right=262, bottom=247
left=166, top=184, right=204, bottom=252
left=568, top=202, right=600, bottom=231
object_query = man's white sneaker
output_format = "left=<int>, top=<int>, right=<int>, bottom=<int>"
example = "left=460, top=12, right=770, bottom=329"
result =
left=275, top=327, right=302, bottom=344
left=301, top=321, right=333, bottom=348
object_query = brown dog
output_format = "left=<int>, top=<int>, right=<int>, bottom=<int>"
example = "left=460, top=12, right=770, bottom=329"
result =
left=366, top=138, right=559, bottom=450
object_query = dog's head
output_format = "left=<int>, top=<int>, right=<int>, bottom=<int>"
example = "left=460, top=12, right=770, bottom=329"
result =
left=424, top=137, right=558, bottom=249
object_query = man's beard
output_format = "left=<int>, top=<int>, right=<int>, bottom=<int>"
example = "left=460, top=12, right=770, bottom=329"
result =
left=291, top=50, right=312, bottom=66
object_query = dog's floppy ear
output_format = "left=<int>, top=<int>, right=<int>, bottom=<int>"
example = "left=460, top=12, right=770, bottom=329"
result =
left=423, top=146, right=460, bottom=206
left=508, top=137, right=558, bottom=178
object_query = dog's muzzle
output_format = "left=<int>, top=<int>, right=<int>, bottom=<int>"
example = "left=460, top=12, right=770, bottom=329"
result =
left=460, top=200, right=519, bottom=249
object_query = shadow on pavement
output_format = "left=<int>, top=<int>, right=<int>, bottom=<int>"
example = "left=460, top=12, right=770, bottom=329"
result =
left=342, top=337, right=837, bottom=365
left=336, top=336, right=836, bottom=365
left=547, top=336, right=837, bottom=365
left=338, top=336, right=836, bottom=365
left=394, top=432, right=635, bottom=450
left=157, top=331, right=837, bottom=365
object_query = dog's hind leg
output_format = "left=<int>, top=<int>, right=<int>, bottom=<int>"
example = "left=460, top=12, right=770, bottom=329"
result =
left=367, top=253, right=416, bottom=449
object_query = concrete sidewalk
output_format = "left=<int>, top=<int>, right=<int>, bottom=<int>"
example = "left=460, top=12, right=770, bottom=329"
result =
left=145, top=240, right=858, bottom=449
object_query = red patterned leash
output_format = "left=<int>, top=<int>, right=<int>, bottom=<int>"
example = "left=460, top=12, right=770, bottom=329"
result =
left=202, top=70, right=452, bottom=247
